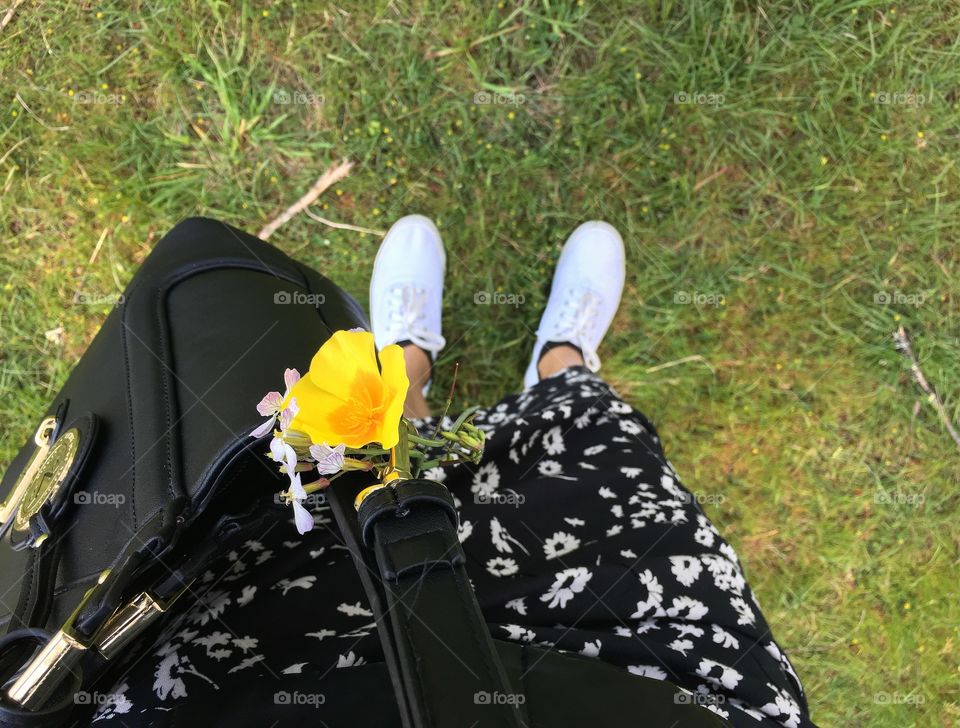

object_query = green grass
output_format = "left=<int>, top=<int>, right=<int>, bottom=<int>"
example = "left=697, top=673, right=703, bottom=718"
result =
left=1, top=1, right=958, bottom=724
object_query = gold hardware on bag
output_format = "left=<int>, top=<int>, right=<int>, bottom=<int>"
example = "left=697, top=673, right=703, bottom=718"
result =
left=354, top=482, right=388, bottom=510
left=96, top=589, right=185, bottom=660
left=354, top=447, right=405, bottom=511
left=12, top=427, right=80, bottom=534
left=5, top=569, right=110, bottom=709
left=0, top=417, right=58, bottom=528
left=5, top=569, right=192, bottom=711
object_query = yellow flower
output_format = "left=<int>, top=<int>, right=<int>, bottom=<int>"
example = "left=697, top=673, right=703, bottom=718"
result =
left=285, top=330, right=408, bottom=448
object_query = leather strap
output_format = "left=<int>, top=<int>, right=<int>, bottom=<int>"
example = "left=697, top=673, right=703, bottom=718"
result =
left=330, top=479, right=523, bottom=728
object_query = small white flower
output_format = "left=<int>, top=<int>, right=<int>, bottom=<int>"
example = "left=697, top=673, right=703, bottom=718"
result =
left=694, top=527, right=716, bottom=547
left=471, top=462, right=501, bottom=497
left=540, top=567, right=592, bottom=609
left=423, top=466, right=447, bottom=482
left=542, top=426, right=565, bottom=455
left=543, top=531, right=580, bottom=560
left=630, top=569, right=664, bottom=618
left=270, top=437, right=298, bottom=475
left=711, top=625, right=740, bottom=649
left=580, top=639, right=601, bottom=658
left=308, top=442, right=345, bottom=474
left=287, top=474, right=315, bottom=535
left=500, top=624, right=536, bottom=642
left=505, top=597, right=527, bottom=615
left=666, top=595, right=709, bottom=621
left=669, top=555, right=702, bottom=587
left=336, top=651, right=366, bottom=668
left=696, top=658, right=743, bottom=691
left=538, top=459, right=563, bottom=477
left=730, top=596, right=756, bottom=626
left=619, top=419, right=643, bottom=435
left=486, top=556, right=519, bottom=577
left=627, top=664, right=667, bottom=681
left=250, top=368, right=300, bottom=438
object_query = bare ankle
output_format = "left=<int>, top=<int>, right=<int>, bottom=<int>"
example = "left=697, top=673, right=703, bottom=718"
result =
left=537, top=344, right=584, bottom=379
left=402, top=345, right=432, bottom=417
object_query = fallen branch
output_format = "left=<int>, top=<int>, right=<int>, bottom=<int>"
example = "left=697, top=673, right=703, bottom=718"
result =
left=258, top=159, right=353, bottom=240
left=893, top=326, right=960, bottom=451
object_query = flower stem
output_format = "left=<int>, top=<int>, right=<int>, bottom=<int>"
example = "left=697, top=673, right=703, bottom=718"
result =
left=393, top=419, right=413, bottom=479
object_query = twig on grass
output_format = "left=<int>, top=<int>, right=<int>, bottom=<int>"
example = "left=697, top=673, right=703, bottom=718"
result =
left=893, top=326, right=960, bottom=452
left=304, top=208, right=384, bottom=237
left=258, top=159, right=353, bottom=240
left=89, top=227, right=109, bottom=264
left=0, top=0, right=25, bottom=32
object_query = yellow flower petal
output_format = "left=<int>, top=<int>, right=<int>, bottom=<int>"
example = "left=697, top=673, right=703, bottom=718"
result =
left=377, top=343, right=410, bottom=448
left=286, top=330, right=408, bottom=448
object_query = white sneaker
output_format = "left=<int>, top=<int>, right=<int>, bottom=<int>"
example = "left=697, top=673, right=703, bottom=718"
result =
left=523, top=221, right=625, bottom=389
left=370, top=215, right=446, bottom=393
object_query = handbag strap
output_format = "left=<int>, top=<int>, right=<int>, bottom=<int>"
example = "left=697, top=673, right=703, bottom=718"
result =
left=328, top=478, right=524, bottom=728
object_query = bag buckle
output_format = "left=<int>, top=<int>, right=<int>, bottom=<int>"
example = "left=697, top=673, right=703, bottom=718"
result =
left=5, top=570, right=191, bottom=710
left=0, top=417, right=58, bottom=531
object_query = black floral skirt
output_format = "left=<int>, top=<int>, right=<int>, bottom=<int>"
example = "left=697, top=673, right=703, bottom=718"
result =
left=93, top=367, right=813, bottom=727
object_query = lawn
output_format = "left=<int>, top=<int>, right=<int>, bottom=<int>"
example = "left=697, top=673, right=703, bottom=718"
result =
left=1, top=1, right=958, bottom=725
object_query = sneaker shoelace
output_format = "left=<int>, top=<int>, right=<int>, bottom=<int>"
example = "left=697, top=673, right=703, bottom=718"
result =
left=538, top=288, right=602, bottom=372
left=386, top=283, right=446, bottom=356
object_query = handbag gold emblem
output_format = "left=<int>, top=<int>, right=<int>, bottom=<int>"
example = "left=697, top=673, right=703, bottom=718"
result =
left=0, top=418, right=80, bottom=536
left=12, top=427, right=80, bottom=533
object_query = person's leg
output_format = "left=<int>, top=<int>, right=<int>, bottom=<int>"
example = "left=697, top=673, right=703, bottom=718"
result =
left=537, top=343, right=585, bottom=379
left=402, top=344, right=432, bottom=418
left=369, top=214, right=447, bottom=418
left=524, top=221, right=625, bottom=387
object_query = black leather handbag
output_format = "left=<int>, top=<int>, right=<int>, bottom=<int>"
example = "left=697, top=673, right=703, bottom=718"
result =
left=0, top=218, right=729, bottom=727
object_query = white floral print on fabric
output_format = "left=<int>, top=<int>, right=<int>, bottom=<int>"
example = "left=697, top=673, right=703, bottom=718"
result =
left=94, top=367, right=812, bottom=728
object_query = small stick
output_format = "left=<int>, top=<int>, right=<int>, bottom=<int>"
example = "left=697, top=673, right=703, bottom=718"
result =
left=646, top=354, right=714, bottom=374
left=0, top=0, right=25, bottom=32
left=693, top=166, right=729, bottom=193
left=0, top=137, right=26, bottom=167
left=89, top=227, right=109, bottom=264
left=894, top=326, right=960, bottom=451
left=258, top=159, right=353, bottom=240
left=304, top=208, right=384, bottom=236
